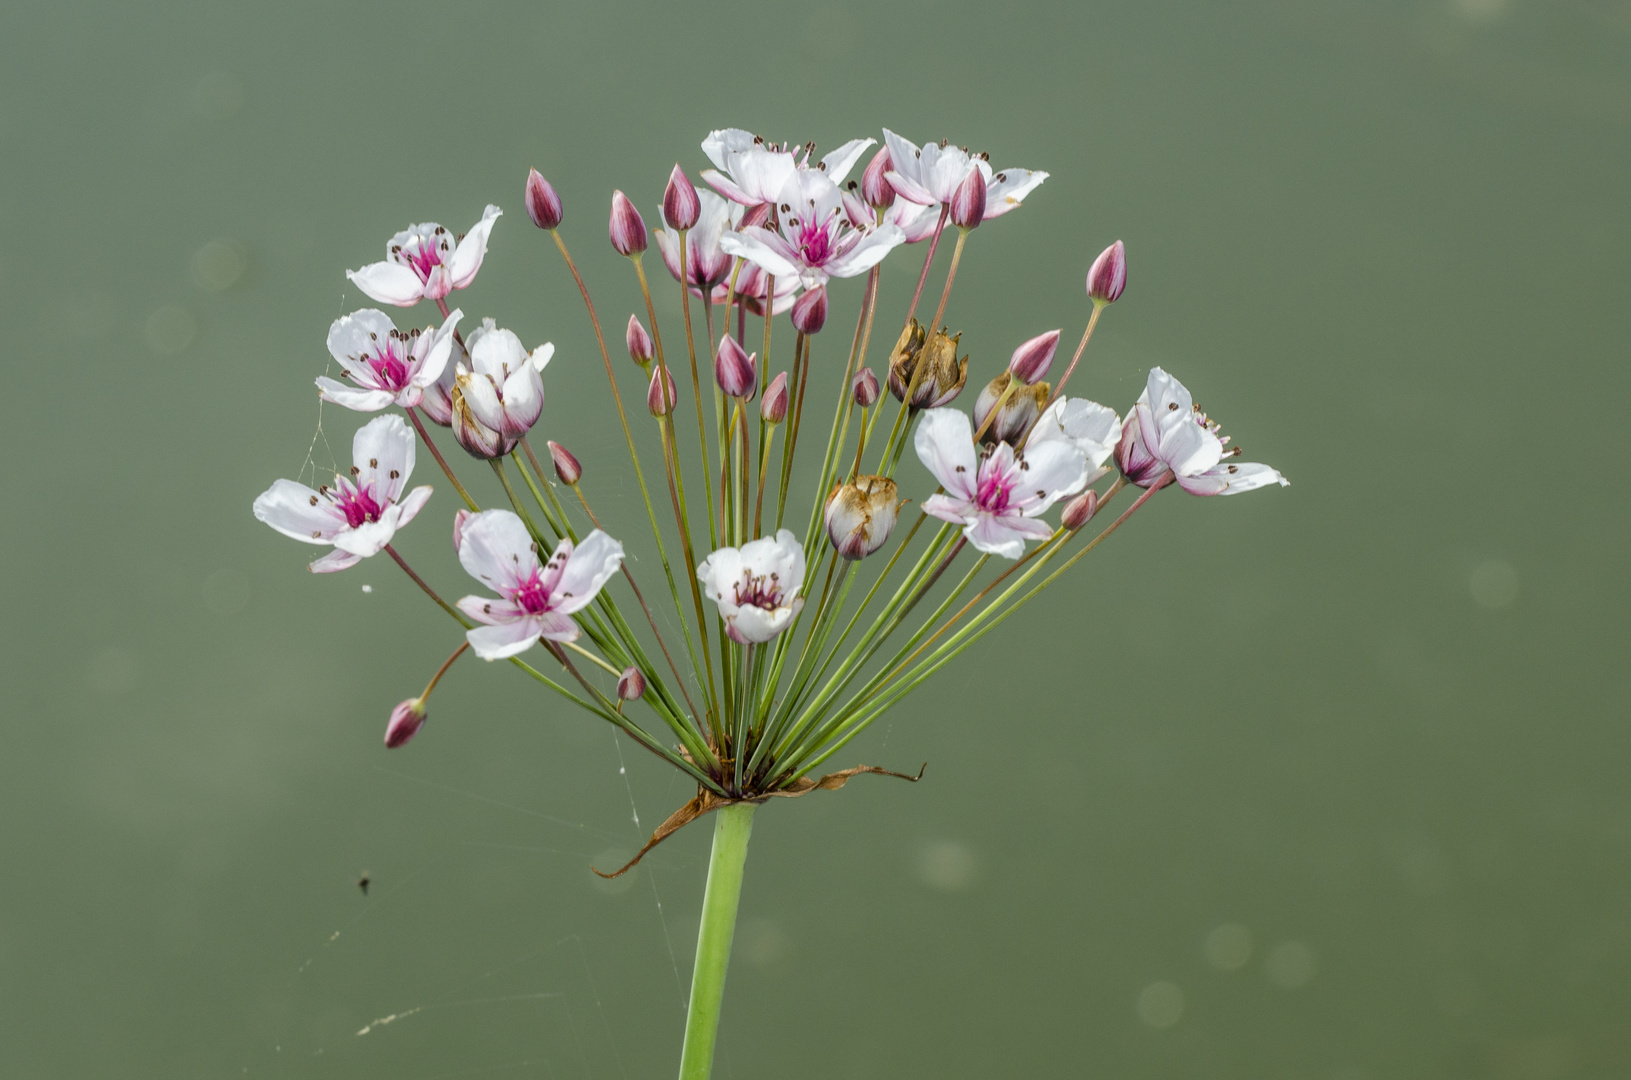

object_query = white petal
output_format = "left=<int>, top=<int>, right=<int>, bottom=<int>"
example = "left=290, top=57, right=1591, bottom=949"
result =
left=499, top=366, right=544, bottom=436
left=530, top=342, right=554, bottom=373
left=327, top=309, right=399, bottom=366
left=1031, top=398, right=1122, bottom=468
left=913, top=408, right=980, bottom=500
left=1014, top=441, right=1090, bottom=512
left=333, top=508, right=398, bottom=557
left=883, top=169, right=935, bottom=206
left=719, top=228, right=801, bottom=279
left=922, top=492, right=976, bottom=525
left=448, top=204, right=501, bottom=290
left=701, top=128, right=757, bottom=171
left=396, top=485, right=433, bottom=528
left=981, top=168, right=1048, bottom=219
left=823, top=224, right=907, bottom=279
left=1156, top=415, right=1223, bottom=478
left=457, top=510, right=538, bottom=593
left=881, top=129, right=925, bottom=187
left=533, top=611, right=580, bottom=642
left=963, top=514, right=1032, bottom=560
left=467, top=619, right=543, bottom=661
left=315, top=378, right=395, bottom=413
left=819, top=137, right=875, bottom=183
left=469, top=323, right=530, bottom=381
left=700, top=169, right=757, bottom=205
left=414, top=308, right=462, bottom=386
left=309, top=548, right=361, bottom=573
left=457, top=594, right=526, bottom=625
left=351, top=414, right=416, bottom=498
left=550, top=529, right=624, bottom=614
left=347, top=262, right=424, bottom=307
left=254, top=479, right=341, bottom=544
left=1179, top=461, right=1288, bottom=496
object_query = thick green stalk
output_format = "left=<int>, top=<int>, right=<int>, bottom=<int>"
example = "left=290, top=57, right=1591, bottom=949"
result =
left=678, top=804, right=756, bottom=1080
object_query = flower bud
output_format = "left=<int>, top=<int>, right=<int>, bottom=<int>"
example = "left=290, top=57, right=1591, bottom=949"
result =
left=385, top=698, right=427, bottom=748
left=860, top=146, right=896, bottom=209
left=714, top=334, right=757, bottom=399
left=949, top=167, right=986, bottom=230
left=662, top=164, right=701, bottom=230
left=547, top=440, right=581, bottom=485
left=1007, top=329, right=1060, bottom=386
left=616, top=665, right=646, bottom=701
left=450, top=381, right=505, bottom=459
left=973, top=372, right=1050, bottom=445
left=1086, top=240, right=1126, bottom=304
left=740, top=202, right=773, bottom=231
left=790, top=285, right=828, bottom=335
left=889, top=322, right=968, bottom=409
left=647, top=365, right=677, bottom=416
left=761, top=371, right=789, bottom=423
left=824, top=475, right=900, bottom=560
left=452, top=507, right=472, bottom=552
left=524, top=168, right=563, bottom=230
left=851, top=367, right=879, bottom=407
left=609, top=190, right=648, bottom=256
left=626, top=314, right=653, bottom=366
left=1061, top=489, right=1099, bottom=531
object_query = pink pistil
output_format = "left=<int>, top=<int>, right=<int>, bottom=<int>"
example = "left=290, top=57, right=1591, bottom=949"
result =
left=367, top=341, right=410, bottom=390
left=335, top=482, right=386, bottom=528
left=512, top=568, right=552, bottom=614
left=732, top=572, right=782, bottom=610
left=796, top=221, right=834, bottom=267
left=976, top=465, right=1013, bottom=513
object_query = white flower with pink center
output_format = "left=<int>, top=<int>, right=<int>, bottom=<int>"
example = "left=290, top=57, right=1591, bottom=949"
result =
left=697, top=530, right=807, bottom=644
left=916, top=408, right=1089, bottom=560
left=720, top=169, right=906, bottom=289
left=454, top=510, right=625, bottom=660
left=1027, top=396, right=1123, bottom=484
left=1117, top=367, right=1289, bottom=496
left=346, top=205, right=502, bottom=307
left=316, top=307, right=462, bottom=412
left=699, top=128, right=874, bottom=207
left=456, top=318, right=554, bottom=448
left=880, top=129, right=1047, bottom=221
left=252, top=415, right=432, bottom=573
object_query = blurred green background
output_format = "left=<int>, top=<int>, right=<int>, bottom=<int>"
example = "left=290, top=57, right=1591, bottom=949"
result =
left=2, top=0, right=1628, bottom=1077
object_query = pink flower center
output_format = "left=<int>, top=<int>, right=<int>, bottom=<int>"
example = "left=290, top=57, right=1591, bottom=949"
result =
left=732, top=571, right=782, bottom=611
left=335, top=482, right=386, bottom=529
left=367, top=339, right=410, bottom=391
left=976, top=461, right=1014, bottom=513
left=511, top=568, right=553, bottom=614
left=794, top=219, right=835, bottom=267
left=393, top=229, right=453, bottom=284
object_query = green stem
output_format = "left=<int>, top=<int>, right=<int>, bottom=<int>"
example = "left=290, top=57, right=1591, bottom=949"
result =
left=678, top=803, right=756, bottom=1080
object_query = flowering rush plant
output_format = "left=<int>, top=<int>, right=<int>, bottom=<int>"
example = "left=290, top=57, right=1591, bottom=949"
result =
left=255, top=126, right=1286, bottom=1078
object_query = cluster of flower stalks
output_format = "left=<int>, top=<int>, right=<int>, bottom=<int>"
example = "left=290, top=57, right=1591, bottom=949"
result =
left=255, top=125, right=1288, bottom=815
left=254, top=126, right=1287, bottom=1078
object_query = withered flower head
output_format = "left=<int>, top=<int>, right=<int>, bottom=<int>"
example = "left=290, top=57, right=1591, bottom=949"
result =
left=824, top=475, right=901, bottom=560
left=889, top=323, right=968, bottom=409
left=973, top=372, right=1051, bottom=446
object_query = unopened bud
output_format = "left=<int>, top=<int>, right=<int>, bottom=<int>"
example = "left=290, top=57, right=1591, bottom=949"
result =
left=949, top=167, right=986, bottom=230
left=525, top=168, right=563, bottom=230
left=385, top=698, right=427, bottom=748
left=825, top=475, right=900, bottom=560
left=860, top=146, right=896, bottom=209
left=626, top=314, right=653, bottom=366
left=609, top=190, right=648, bottom=256
left=714, top=334, right=757, bottom=399
left=740, top=202, right=772, bottom=230
left=1086, top=240, right=1126, bottom=304
left=647, top=365, right=677, bottom=416
left=973, top=373, right=1050, bottom=445
left=616, top=665, right=646, bottom=701
left=663, top=165, right=701, bottom=230
left=452, top=507, right=472, bottom=552
left=790, top=285, right=828, bottom=335
left=761, top=371, right=789, bottom=423
left=1007, top=329, right=1060, bottom=386
left=852, top=367, right=879, bottom=407
left=547, top=440, right=581, bottom=485
left=1061, top=489, right=1099, bottom=531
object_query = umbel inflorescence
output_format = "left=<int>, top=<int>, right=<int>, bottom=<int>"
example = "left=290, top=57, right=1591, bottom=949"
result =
left=255, top=125, right=1287, bottom=854
left=254, top=125, right=1288, bottom=1079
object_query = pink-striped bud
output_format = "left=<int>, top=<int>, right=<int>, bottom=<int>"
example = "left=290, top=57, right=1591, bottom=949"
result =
left=1086, top=240, right=1126, bottom=304
left=452, top=508, right=472, bottom=552
left=852, top=367, right=879, bottom=407
left=740, top=202, right=772, bottom=230
left=450, top=382, right=505, bottom=459
left=609, top=190, right=648, bottom=256
left=860, top=146, right=895, bottom=209
left=1007, top=329, right=1061, bottom=386
left=547, top=440, right=581, bottom=485
left=647, top=365, right=677, bottom=416
left=791, top=285, right=828, bottom=335
left=949, top=168, right=986, bottom=229
left=824, top=475, right=900, bottom=560
left=1061, top=489, right=1099, bottom=531
left=714, top=334, right=757, bottom=399
left=524, top=168, right=563, bottom=230
left=385, top=698, right=427, bottom=748
left=761, top=371, right=789, bottom=423
left=663, top=164, right=701, bottom=230
left=617, top=666, right=646, bottom=701
left=626, top=314, right=653, bottom=366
